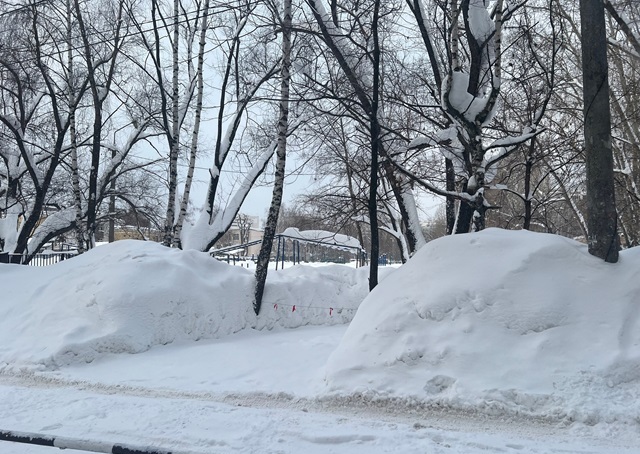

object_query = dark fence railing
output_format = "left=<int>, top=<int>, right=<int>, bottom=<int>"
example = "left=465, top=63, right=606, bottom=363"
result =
left=0, top=252, right=77, bottom=266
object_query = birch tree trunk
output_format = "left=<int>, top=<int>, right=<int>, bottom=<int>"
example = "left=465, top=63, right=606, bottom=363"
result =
left=163, top=0, right=181, bottom=246
left=173, top=0, right=210, bottom=247
left=181, top=17, right=280, bottom=252
left=405, top=0, right=531, bottom=235
left=254, top=0, right=292, bottom=315
left=67, top=0, right=85, bottom=253
left=74, top=0, right=101, bottom=249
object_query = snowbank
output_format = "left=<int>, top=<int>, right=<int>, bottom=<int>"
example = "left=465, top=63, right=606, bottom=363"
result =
left=0, top=240, right=382, bottom=370
left=325, top=229, right=640, bottom=427
left=257, top=264, right=389, bottom=329
left=0, top=241, right=254, bottom=369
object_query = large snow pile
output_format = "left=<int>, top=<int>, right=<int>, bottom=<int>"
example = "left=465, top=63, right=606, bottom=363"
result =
left=325, top=228, right=640, bottom=427
left=0, top=240, right=382, bottom=370
left=0, top=241, right=253, bottom=369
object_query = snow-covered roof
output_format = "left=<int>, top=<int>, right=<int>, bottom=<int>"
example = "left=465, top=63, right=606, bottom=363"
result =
left=279, top=228, right=362, bottom=251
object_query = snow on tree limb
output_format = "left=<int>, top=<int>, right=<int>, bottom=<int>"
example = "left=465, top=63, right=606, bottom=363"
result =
left=280, top=227, right=362, bottom=250
left=97, top=120, right=153, bottom=202
left=25, top=208, right=76, bottom=257
left=390, top=158, right=476, bottom=203
left=483, top=129, right=545, bottom=166
left=183, top=122, right=294, bottom=253
left=604, top=0, right=640, bottom=58
left=216, top=61, right=280, bottom=171
left=400, top=185, right=427, bottom=250
left=607, top=37, right=640, bottom=60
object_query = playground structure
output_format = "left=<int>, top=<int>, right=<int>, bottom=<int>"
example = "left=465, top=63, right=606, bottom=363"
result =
left=210, top=228, right=366, bottom=269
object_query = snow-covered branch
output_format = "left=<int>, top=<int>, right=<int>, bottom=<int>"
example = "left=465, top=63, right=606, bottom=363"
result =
left=183, top=140, right=278, bottom=252
left=604, top=0, right=640, bottom=58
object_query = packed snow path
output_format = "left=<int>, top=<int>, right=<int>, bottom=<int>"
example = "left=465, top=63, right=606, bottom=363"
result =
left=1, top=380, right=635, bottom=454
left=0, top=325, right=637, bottom=454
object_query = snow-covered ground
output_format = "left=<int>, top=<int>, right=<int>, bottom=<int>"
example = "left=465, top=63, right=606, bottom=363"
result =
left=1, top=230, right=639, bottom=453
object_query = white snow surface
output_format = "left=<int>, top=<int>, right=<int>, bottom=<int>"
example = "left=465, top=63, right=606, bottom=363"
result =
left=0, top=240, right=380, bottom=370
left=1, top=230, right=639, bottom=453
left=468, top=0, right=494, bottom=43
left=447, top=71, right=494, bottom=123
left=326, top=228, right=640, bottom=429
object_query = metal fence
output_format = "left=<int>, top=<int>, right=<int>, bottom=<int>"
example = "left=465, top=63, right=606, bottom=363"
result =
left=0, top=252, right=77, bottom=266
left=210, top=235, right=367, bottom=269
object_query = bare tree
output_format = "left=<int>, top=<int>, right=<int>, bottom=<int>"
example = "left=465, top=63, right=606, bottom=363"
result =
left=401, top=0, right=543, bottom=233
left=0, top=2, right=77, bottom=261
left=604, top=0, right=640, bottom=247
left=73, top=0, right=127, bottom=249
left=254, top=0, right=293, bottom=314
left=172, top=0, right=211, bottom=247
left=304, top=0, right=426, bottom=287
left=236, top=212, right=252, bottom=248
left=182, top=2, right=282, bottom=252
left=0, top=0, right=154, bottom=262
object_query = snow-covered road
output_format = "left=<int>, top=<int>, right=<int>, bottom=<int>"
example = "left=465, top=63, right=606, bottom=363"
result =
left=1, top=325, right=637, bottom=454
left=1, top=378, right=637, bottom=454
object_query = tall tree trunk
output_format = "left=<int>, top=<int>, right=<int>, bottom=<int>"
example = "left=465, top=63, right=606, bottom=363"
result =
left=108, top=149, right=116, bottom=243
left=306, top=0, right=426, bottom=255
left=580, top=0, right=619, bottom=262
left=74, top=0, right=123, bottom=249
left=445, top=158, right=456, bottom=234
left=254, top=0, right=292, bottom=315
left=74, top=0, right=102, bottom=249
left=368, top=0, right=381, bottom=290
left=86, top=113, right=102, bottom=249
left=67, top=0, right=85, bottom=253
left=163, top=0, right=181, bottom=246
left=174, top=0, right=210, bottom=247
left=1, top=174, right=21, bottom=255
left=523, top=139, right=535, bottom=230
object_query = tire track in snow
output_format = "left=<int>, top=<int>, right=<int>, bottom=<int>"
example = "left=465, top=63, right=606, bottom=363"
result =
left=0, top=370, right=568, bottom=435
left=1, top=370, right=638, bottom=453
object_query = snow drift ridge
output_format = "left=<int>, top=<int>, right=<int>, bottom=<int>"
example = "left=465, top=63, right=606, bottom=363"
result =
left=325, top=229, right=640, bottom=428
